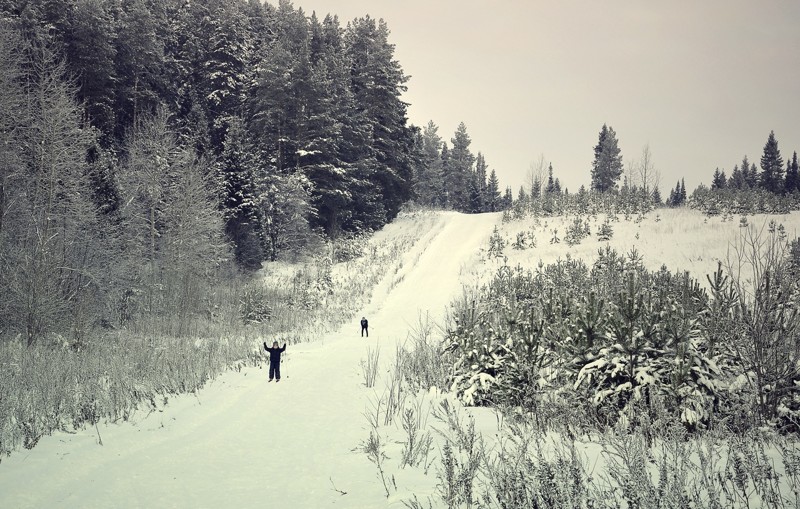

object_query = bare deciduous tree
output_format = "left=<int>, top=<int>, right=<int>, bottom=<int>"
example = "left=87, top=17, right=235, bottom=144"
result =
left=525, top=153, right=548, bottom=199
left=116, top=108, right=228, bottom=333
left=4, top=42, right=98, bottom=345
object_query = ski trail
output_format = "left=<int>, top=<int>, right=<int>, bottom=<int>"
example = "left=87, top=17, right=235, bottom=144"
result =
left=0, top=212, right=499, bottom=508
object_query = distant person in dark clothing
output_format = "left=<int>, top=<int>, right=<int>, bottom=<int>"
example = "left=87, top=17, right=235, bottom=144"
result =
left=361, top=317, right=369, bottom=337
left=263, top=341, right=286, bottom=382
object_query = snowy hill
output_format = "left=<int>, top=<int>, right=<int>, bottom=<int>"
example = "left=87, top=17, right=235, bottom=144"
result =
left=0, top=211, right=500, bottom=508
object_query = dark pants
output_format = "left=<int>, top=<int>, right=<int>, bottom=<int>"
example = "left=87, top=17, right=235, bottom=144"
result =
left=269, top=361, right=281, bottom=380
left=361, top=326, right=368, bottom=337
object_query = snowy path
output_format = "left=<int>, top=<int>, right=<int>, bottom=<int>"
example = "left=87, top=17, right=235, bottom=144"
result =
left=0, top=212, right=499, bottom=508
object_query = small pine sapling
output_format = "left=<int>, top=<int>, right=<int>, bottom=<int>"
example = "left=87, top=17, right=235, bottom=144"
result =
left=488, top=226, right=506, bottom=258
left=597, top=219, right=614, bottom=241
left=512, top=232, right=527, bottom=250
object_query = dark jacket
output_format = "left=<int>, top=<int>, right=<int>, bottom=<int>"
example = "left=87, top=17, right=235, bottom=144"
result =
left=361, top=319, right=368, bottom=328
left=263, top=342, right=286, bottom=363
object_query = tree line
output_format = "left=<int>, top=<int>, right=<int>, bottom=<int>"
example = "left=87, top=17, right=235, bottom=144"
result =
left=0, top=0, right=514, bottom=344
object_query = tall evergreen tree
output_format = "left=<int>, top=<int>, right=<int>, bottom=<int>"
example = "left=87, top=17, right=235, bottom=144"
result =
left=502, top=186, right=513, bottom=210
left=344, top=15, right=414, bottom=224
left=545, top=163, right=557, bottom=194
left=759, top=131, right=784, bottom=193
left=651, top=185, right=662, bottom=205
left=740, top=155, right=758, bottom=188
left=448, top=122, right=474, bottom=211
left=729, top=164, right=745, bottom=189
left=65, top=0, right=118, bottom=140
left=440, top=142, right=451, bottom=208
left=711, top=168, right=727, bottom=189
left=785, top=151, right=799, bottom=194
left=474, top=152, right=488, bottom=211
left=590, top=124, right=623, bottom=192
left=217, top=116, right=262, bottom=267
left=485, top=169, right=500, bottom=212
left=414, top=120, right=444, bottom=207
left=113, top=0, right=169, bottom=140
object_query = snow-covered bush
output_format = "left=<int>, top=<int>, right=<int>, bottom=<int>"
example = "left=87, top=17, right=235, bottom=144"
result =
left=444, top=247, right=779, bottom=430
left=487, top=226, right=506, bottom=258
left=596, top=218, right=614, bottom=241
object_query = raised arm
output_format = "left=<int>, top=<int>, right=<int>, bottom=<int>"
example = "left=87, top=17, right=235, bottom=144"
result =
left=263, top=342, right=268, bottom=351
left=280, top=343, right=286, bottom=352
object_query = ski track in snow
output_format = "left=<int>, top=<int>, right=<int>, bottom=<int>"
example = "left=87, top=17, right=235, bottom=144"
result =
left=0, top=211, right=500, bottom=509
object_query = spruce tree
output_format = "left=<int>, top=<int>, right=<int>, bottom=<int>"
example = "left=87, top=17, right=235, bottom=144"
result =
left=475, top=152, right=488, bottom=211
left=545, top=163, right=556, bottom=194
left=415, top=120, right=444, bottom=207
left=729, top=164, right=745, bottom=189
left=711, top=168, right=727, bottom=189
left=785, top=151, right=799, bottom=194
left=217, top=117, right=262, bottom=268
left=485, top=169, right=500, bottom=212
left=440, top=142, right=451, bottom=208
left=344, top=16, right=415, bottom=224
left=502, top=186, right=514, bottom=210
left=65, top=0, right=117, bottom=141
left=759, top=131, right=784, bottom=193
left=448, top=122, right=475, bottom=211
left=651, top=185, right=662, bottom=205
left=590, top=124, right=624, bottom=192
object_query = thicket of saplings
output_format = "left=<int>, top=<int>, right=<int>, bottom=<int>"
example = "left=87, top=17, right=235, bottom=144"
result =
left=388, top=222, right=800, bottom=508
left=0, top=224, right=424, bottom=458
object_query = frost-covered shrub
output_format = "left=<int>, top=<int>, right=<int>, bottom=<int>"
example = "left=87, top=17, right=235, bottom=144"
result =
left=597, top=218, right=614, bottom=241
left=512, top=232, right=528, bottom=250
left=690, top=187, right=799, bottom=216
left=239, top=285, right=273, bottom=324
left=444, top=249, right=750, bottom=430
left=487, top=226, right=506, bottom=258
left=564, top=216, right=589, bottom=246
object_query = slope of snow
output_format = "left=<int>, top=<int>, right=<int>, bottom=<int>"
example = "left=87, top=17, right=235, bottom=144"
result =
left=0, top=211, right=500, bottom=508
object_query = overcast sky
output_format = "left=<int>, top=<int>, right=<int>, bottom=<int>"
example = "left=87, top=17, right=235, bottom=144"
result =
left=291, top=0, right=800, bottom=195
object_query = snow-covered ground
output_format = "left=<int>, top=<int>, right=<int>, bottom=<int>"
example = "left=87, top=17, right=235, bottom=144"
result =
left=0, top=211, right=501, bottom=508
left=4, top=208, right=800, bottom=508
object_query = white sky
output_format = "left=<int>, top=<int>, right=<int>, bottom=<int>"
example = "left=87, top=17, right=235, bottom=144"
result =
left=292, top=0, right=800, bottom=194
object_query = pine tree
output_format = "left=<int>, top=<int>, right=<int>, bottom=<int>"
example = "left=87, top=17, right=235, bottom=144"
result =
left=65, top=0, right=118, bottom=140
left=448, top=122, right=475, bottom=211
left=711, top=168, right=727, bottom=189
left=759, top=131, right=784, bottom=193
left=502, top=186, right=513, bottom=210
left=740, top=155, right=758, bottom=188
left=475, top=152, right=488, bottom=211
left=440, top=142, right=451, bottom=208
left=344, top=16, right=415, bottom=224
left=200, top=0, right=253, bottom=150
left=729, top=164, right=745, bottom=189
left=669, top=180, right=682, bottom=206
left=467, top=172, right=483, bottom=213
left=679, top=178, right=687, bottom=203
left=485, top=169, right=500, bottom=212
left=591, top=124, right=624, bottom=192
left=545, top=163, right=556, bottom=194
left=517, top=186, right=529, bottom=205
left=113, top=0, right=169, bottom=140
left=414, top=120, right=444, bottom=207
left=651, top=185, right=663, bottom=205
left=531, top=176, right=542, bottom=200
left=784, top=151, right=799, bottom=194
left=217, top=117, right=262, bottom=268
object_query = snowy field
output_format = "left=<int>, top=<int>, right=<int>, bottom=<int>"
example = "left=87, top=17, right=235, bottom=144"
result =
left=0, top=211, right=499, bottom=508
left=2, top=208, right=800, bottom=508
